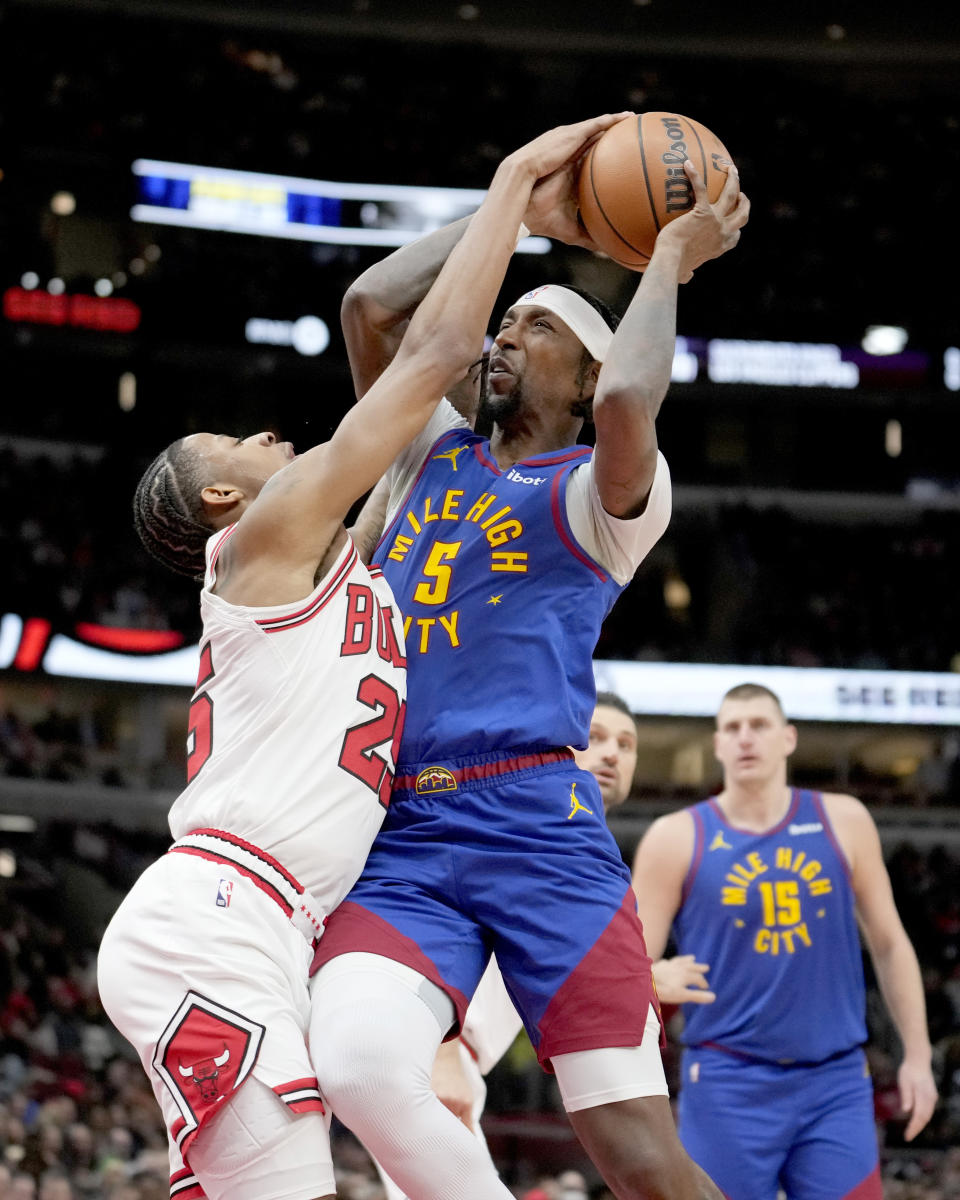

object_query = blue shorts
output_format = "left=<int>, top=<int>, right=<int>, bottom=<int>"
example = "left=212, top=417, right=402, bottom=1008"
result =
left=678, top=1045, right=882, bottom=1200
left=311, top=749, right=658, bottom=1069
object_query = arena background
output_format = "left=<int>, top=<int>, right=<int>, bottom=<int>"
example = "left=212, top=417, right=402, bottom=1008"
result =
left=1, top=1, right=959, bottom=1196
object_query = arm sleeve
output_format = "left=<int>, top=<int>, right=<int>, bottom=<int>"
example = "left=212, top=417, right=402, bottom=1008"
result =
left=565, top=451, right=673, bottom=584
left=385, top=397, right=470, bottom=525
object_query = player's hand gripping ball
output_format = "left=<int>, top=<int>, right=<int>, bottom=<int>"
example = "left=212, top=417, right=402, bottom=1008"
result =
left=577, top=112, right=734, bottom=270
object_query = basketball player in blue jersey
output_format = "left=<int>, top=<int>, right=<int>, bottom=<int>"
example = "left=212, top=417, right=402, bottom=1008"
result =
left=308, top=149, right=749, bottom=1197
left=631, top=683, right=938, bottom=1200
left=367, top=691, right=717, bottom=1200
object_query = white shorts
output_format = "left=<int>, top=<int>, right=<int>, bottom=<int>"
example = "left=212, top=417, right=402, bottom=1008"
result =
left=97, top=850, right=331, bottom=1198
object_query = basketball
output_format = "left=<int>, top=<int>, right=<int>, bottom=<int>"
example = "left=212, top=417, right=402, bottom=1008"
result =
left=577, top=112, right=733, bottom=270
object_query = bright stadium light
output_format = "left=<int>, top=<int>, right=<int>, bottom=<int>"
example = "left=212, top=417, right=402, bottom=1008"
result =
left=945, top=347, right=960, bottom=392
left=862, top=325, right=908, bottom=355
left=132, top=158, right=551, bottom=253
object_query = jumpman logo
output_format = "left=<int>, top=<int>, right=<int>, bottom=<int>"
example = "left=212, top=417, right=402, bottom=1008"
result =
left=432, top=446, right=468, bottom=471
left=709, top=830, right=732, bottom=852
left=567, top=782, right=593, bottom=820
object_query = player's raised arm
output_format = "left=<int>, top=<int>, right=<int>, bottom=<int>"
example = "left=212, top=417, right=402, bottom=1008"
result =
left=342, top=215, right=473, bottom=401
left=591, top=160, right=748, bottom=518
left=341, top=118, right=628, bottom=410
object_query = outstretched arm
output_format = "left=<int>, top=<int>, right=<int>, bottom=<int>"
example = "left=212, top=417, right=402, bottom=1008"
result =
left=592, top=160, right=749, bottom=518
left=341, top=121, right=626, bottom=408
left=224, top=115, right=631, bottom=605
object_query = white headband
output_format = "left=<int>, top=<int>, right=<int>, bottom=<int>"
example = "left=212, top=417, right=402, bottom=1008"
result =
left=512, top=284, right=614, bottom=362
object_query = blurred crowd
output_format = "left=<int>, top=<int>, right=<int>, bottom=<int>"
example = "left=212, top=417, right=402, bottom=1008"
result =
left=0, top=443, right=194, bottom=640
left=0, top=832, right=959, bottom=1198
left=10, top=7, right=959, bottom=352
left=599, top=502, right=960, bottom=674
left=4, top=440, right=959, bottom=681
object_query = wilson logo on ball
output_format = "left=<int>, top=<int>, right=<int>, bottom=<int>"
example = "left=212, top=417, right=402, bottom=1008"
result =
left=576, top=111, right=734, bottom=270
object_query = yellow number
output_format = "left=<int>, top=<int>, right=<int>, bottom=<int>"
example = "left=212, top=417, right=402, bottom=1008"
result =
left=758, top=880, right=801, bottom=926
left=413, top=541, right=462, bottom=605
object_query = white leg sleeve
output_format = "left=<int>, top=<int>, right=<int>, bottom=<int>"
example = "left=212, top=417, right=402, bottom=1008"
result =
left=310, top=954, right=513, bottom=1200
left=369, top=1044, right=492, bottom=1200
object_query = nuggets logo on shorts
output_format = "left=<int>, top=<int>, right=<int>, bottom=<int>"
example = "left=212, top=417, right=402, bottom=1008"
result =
left=154, top=991, right=264, bottom=1154
left=415, top=766, right=458, bottom=794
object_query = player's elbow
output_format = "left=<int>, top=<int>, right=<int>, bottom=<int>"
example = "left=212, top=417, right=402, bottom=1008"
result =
left=400, top=324, right=477, bottom=390
left=341, top=282, right=372, bottom=329
left=594, top=379, right=665, bottom=424
left=341, top=281, right=404, bottom=337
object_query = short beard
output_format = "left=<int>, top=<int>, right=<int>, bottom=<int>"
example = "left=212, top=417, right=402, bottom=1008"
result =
left=479, top=378, right=525, bottom=431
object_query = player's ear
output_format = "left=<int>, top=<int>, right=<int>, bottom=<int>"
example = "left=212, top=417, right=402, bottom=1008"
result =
left=201, top=483, right=245, bottom=522
left=783, top=723, right=798, bottom=758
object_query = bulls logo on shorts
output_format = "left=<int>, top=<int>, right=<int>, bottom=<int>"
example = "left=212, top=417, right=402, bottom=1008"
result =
left=153, top=991, right=265, bottom=1154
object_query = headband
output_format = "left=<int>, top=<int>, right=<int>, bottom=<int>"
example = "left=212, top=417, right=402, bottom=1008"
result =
left=512, top=284, right=614, bottom=362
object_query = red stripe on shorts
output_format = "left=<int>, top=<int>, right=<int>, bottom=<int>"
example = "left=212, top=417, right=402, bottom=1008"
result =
left=393, top=747, right=573, bottom=792
left=535, top=886, right=661, bottom=1071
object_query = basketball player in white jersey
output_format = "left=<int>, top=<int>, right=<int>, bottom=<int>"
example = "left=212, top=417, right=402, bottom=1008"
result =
left=96, top=112, right=629, bottom=1200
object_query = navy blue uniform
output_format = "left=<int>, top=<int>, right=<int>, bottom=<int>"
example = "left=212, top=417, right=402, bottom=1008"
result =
left=313, top=421, right=668, bottom=1067
left=673, top=790, right=881, bottom=1199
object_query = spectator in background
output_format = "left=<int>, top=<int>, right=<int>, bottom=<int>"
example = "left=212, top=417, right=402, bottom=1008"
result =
left=10, top=1171, right=37, bottom=1199
left=36, top=1170, right=74, bottom=1200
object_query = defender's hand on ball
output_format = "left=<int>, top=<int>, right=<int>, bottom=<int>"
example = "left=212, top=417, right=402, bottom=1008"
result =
left=516, top=113, right=635, bottom=250
left=657, top=159, right=750, bottom=283
left=505, top=113, right=632, bottom=188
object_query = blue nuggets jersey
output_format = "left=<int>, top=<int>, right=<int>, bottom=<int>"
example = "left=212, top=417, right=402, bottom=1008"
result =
left=373, top=427, right=626, bottom=762
left=674, top=790, right=867, bottom=1064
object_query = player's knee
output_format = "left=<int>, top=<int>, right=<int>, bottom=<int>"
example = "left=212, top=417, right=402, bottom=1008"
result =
left=189, top=1079, right=332, bottom=1200
left=310, top=998, right=431, bottom=1130
left=310, top=955, right=450, bottom=1127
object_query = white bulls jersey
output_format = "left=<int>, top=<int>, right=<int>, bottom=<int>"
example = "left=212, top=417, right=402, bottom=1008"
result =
left=168, top=525, right=407, bottom=913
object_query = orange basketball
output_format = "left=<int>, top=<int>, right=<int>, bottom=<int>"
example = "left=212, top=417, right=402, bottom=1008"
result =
left=577, top=112, right=733, bottom=270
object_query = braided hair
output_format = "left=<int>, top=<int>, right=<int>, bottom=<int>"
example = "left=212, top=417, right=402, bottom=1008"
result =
left=132, top=438, right=214, bottom=580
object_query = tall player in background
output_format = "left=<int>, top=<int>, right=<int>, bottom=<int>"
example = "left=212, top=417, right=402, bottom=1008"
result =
left=310, top=154, right=747, bottom=1200
left=96, top=114, right=624, bottom=1200
left=632, top=682, right=938, bottom=1200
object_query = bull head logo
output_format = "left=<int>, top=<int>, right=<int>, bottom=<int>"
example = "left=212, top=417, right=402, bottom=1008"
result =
left=177, top=1045, right=230, bottom=1101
